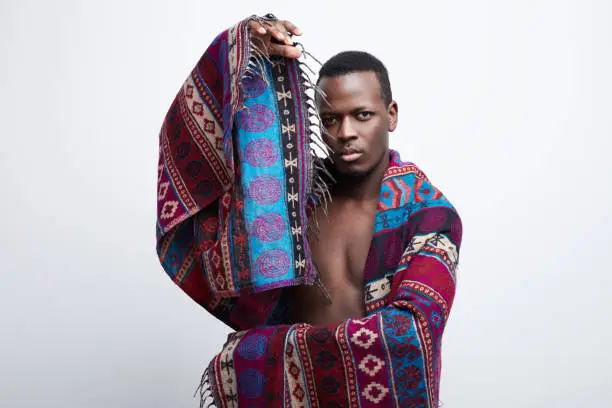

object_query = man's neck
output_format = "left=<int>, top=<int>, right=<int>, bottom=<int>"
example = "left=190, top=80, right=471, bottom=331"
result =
left=332, top=152, right=389, bottom=202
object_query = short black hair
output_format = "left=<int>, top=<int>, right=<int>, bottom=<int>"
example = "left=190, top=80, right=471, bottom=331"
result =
left=317, top=51, right=392, bottom=105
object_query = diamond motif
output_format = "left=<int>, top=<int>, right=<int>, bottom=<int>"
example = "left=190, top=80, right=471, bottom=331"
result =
left=362, top=382, right=389, bottom=404
left=215, top=273, right=225, bottom=288
left=203, top=118, right=215, bottom=135
left=358, top=354, right=385, bottom=376
left=221, top=193, right=232, bottom=209
left=292, top=383, right=305, bottom=402
left=158, top=182, right=169, bottom=200
left=185, top=84, right=194, bottom=99
left=160, top=200, right=179, bottom=220
left=351, top=328, right=378, bottom=349
left=192, top=101, right=203, bottom=115
left=286, top=342, right=294, bottom=358
left=211, top=251, right=221, bottom=268
left=288, top=361, right=300, bottom=380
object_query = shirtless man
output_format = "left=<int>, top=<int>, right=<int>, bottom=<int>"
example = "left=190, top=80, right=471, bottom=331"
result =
left=248, top=18, right=398, bottom=325
left=158, top=15, right=461, bottom=407
left=289, top=60, right=398, bottom=325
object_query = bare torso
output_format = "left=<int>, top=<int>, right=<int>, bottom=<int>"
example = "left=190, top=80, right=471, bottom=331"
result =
left=288, top=197, right=378, bottom=325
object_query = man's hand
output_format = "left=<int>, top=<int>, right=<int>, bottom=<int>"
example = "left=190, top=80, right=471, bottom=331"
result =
left=248, top=18, right=303, bottom=59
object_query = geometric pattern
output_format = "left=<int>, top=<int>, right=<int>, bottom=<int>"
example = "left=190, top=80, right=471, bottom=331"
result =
left=157, top=17, right=465, bottom=405
left=358, top=354, right=385, bottom=377
left=205, top=147, right=463, bottom=407
left=284, top=329, right=310, bottom=405
left=159, top=200, right=179, bottom=220
left=351, top=328, right=378, bottom=349
left=364, top=274, right=393, bottom=313
left=156, top=14, right=325, bottom=338
left=362, top=382, right=390, bottom=404
left=347, top=315, right=394, bottom=408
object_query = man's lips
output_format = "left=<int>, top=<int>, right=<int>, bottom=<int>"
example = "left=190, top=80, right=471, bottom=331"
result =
left=339, top=151, right=363, bottom=163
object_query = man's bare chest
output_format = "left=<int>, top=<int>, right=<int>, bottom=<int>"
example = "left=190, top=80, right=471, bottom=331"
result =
left=287, top=201, right=378, bottom=324
left=309, top=202, right=377, bottom=287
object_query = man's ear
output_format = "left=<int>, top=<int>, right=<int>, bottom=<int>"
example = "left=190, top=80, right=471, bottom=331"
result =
left=387, top=100, right=398, bottom=132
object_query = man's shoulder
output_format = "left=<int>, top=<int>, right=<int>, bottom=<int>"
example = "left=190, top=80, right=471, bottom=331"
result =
left=384, top=150, right=431, bottom=185
left=382, top=150, right=455, bottom=210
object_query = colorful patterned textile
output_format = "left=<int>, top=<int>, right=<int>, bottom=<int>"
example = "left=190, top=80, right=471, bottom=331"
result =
left=202, top=151, right=463, bottom=408
left=156, top=15, right=463, bottom=408
left=156, top=16, right=329, bottom=330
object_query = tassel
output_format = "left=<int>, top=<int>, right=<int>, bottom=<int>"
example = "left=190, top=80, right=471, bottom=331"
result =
left=298, top=61, right=318, bottom=77
left=195, top=367, right=217, bottom=408
left=302, top=49, right=324, bottom=67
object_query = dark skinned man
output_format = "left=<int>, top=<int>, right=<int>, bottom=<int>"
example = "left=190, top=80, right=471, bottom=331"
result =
left=156, top=15, right=462, bottom=407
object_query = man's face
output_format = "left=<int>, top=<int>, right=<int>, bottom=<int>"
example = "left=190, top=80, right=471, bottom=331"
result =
left=317, top=71, right=397, bottom=178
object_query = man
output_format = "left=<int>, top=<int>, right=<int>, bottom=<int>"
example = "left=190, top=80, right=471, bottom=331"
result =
left=287, top=50, right=401, bottom=326
left=156, top=15, right=462, bottom=408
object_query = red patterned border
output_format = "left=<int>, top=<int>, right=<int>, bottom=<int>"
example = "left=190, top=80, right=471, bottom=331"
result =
left=422, top=246, right=457, bottom=275
left=383, top=164, right=426, bottom=181
left=192, top=72, right=223, bottom=124
left=161, top=126, right=196, bottom=213
left=296, top=326, right=319, bottom=407
left=336, top=321, right=359, bottom=407
left=349, top=317, right=392, bottom=407
left=401, top=302, right=435, bottom=405
left=365, top=299, right=388, bottom=314
left=178, top=89, right=232, bottom=189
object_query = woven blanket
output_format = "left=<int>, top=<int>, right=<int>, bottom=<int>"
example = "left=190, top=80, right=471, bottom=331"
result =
left=156, top=16, right=329, bottom=330
left=156, top=15, right=463, bottom=407
left=201, top=151, right=463, bottom=407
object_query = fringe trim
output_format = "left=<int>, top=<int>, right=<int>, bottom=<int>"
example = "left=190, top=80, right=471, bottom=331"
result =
left=239, top=15, right=334, bottom=221
left=194, top=19, right=339, bottom=406
left=212, top=14, right=340, bottom=305
left=195, top=366, right=217, bottom=408
left=232, top=15, right=335, bottom=291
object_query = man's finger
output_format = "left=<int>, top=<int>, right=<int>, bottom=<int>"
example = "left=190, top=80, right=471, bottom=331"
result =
left=248, top=20, right=267, bottom=35
left=268, top=43, right=302, bottom=59
left=283, top=20, right=302, bottom=36
left=266, top=25, right=290, bottom=45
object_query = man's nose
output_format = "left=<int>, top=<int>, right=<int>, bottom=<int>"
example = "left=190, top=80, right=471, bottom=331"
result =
left=336, top=117, right=357, bottom=141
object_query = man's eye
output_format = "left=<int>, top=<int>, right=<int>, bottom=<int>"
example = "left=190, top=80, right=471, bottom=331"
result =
left=322, top=117, right=336, bottom=126
left=357, top=111, right=373, bottom=120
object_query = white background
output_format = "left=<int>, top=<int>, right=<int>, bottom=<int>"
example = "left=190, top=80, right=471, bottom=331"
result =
left=1, top=1, right=610, bottom=407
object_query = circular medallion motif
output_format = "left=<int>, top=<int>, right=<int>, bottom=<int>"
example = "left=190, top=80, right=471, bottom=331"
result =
left=244, top=138, right=278, bottom=167
left=248, top=175, right=281, bottom=205
left=255, top=249, right=290, bottom=278
left=175, top=141, right=191, bottom=160
left=185, top=160, right=202, bottom=178
left=236, top=104, right=275, bottom=132
left=237, top=334, right=268, bottom=360
left=252, top=212, right=285, bottom=242
left=241, top=75, right=267, bottom=98
left=194, top=179, right=215, bottom=197
left=239, top=368, right=263, bottom=398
